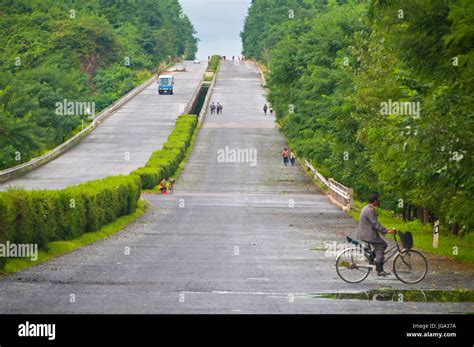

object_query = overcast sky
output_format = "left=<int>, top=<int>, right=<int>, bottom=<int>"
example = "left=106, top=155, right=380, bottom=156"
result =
left=179, top=0, right=252, bottom=60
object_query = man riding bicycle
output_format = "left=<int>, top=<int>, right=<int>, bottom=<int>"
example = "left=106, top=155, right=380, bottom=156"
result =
left=357, top=192, right=395, bottom=276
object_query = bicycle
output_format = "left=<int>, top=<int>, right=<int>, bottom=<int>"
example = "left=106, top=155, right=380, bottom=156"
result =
left=335, top=229, right=428, bottom=284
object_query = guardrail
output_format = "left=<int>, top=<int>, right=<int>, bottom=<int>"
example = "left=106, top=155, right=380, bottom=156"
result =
left=184, top=72, right=204, bottom=115
left=304, top=159, right=353, bottom=210
left=0, top=61, right=202, bottom=183
left=304, top=160, right=328, bottom=187
left=328, top=178, right=353, bottom=210
left=198, top=62, right=220, bottom=125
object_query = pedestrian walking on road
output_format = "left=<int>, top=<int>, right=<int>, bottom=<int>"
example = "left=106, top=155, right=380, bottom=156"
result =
left=290, top=152, right=296, bottom=166
left=282, top=148, right=290, bottom=166
left=217, top=102, right=223, bottom=115
left=210, top=102, right=216, bottom=114
left=263, top=104, right=268, bottom=115
left=270, top=107, right=274, bottom=115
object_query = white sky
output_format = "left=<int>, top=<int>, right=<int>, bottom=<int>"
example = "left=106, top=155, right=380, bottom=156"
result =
left=179, top=0, right=252, bottom=60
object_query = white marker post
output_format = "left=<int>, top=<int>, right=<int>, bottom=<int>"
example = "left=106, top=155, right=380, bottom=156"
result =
left=433, top=220, right=439, bottom=248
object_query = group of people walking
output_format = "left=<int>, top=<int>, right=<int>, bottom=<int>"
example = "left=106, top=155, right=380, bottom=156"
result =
left=263, top=103, right=273, bottom=115
left=281, top=148, right=296, bottom=166
left=211, top=56, right=244, bottom=61
left=210, top=102, right=223, bottom=115
left=211, top=102, right=271, bottom=116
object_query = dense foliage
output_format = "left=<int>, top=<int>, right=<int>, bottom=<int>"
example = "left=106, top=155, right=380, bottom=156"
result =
left=242, top=0, right=474, bottom=232
left=0, top=0, right=197, bottom=169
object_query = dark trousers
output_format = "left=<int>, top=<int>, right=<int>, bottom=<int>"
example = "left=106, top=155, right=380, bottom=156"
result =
left=370, top=240, right=388, bottom=271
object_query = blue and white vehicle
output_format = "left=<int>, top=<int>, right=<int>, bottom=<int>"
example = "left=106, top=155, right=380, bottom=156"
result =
left=158, top=74, right=174, bottom=95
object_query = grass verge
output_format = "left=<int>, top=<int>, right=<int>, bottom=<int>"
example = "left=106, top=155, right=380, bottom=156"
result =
left=349, top=200, right=474, bottom=266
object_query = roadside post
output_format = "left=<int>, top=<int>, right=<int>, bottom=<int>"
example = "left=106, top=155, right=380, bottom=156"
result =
left=433, top=220, right=439, bottom=248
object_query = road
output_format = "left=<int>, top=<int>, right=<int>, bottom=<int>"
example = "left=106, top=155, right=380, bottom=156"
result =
left=0, top=61, right=472, bottom=314
left=0, top=61, right=206, bottom=191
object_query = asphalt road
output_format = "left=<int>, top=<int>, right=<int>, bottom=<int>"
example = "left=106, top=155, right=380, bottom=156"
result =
left=0, top=61, right=206, bottom=191
left=0, top=61, right=472, bottom=314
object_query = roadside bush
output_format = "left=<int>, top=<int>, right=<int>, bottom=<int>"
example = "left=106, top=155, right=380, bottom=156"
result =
left=0, top=194, right=14, bottom=268
left=0, top=115, right=195, bottom=268
left=132, top=114, right=197, bottom=189
left=0, top=175, right=141, bottom=265
left=207, top=55, right=221, bottom=72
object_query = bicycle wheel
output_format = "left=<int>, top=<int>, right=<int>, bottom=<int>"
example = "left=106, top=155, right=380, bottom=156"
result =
left=393, top=249, right=428, bottom=284
left=336, top=247, right=372, bottom=283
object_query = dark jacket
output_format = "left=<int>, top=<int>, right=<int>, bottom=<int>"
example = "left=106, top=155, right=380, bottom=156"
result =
left=357, top=204, right=387, bottom=243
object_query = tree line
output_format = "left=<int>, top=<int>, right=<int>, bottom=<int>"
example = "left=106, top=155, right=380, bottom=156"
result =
left=241, top=0, right=473, bottom=234
left=0, top=0, right=197, bottom=170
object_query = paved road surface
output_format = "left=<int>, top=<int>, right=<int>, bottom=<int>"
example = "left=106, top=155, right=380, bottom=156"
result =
left=0, top=61, right=206, bottom=191
left=0, top=61, right=472, bottom=313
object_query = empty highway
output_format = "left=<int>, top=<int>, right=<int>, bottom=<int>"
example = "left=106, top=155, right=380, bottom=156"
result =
left=0, top=61, right=472, bottom=314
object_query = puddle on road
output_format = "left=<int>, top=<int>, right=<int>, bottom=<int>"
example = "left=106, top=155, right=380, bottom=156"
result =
left=313, top=289, right=474, bottom=302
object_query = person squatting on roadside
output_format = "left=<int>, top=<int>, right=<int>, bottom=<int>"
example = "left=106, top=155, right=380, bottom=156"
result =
left=158, top=178, right=167, bottom=194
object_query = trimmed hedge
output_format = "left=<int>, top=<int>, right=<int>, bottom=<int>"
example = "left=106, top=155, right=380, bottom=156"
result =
left=132, top=114, right=198, bottom=189
left=207, top=55, right=221, bottom=73
left=0, top=115, right=197, bottom=268
left=0, top=175, right=141, bottom=268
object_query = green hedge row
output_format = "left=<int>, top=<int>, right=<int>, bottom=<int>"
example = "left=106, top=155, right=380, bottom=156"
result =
left=132, top=114, right=198, bottom=189
left=0, top=114, right=198, bottom=268
left=0, top=175, right=141, bottom=268
left=207, top=55, right=221, bottom=73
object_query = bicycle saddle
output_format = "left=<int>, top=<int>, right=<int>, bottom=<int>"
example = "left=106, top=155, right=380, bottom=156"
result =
left=346, top=236, right=361, bottom=245
left=346, top=236, right=371, bottom=252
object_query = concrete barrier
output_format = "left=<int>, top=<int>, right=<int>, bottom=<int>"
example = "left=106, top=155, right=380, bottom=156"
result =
left=198, top=61, right=220, bottom=125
